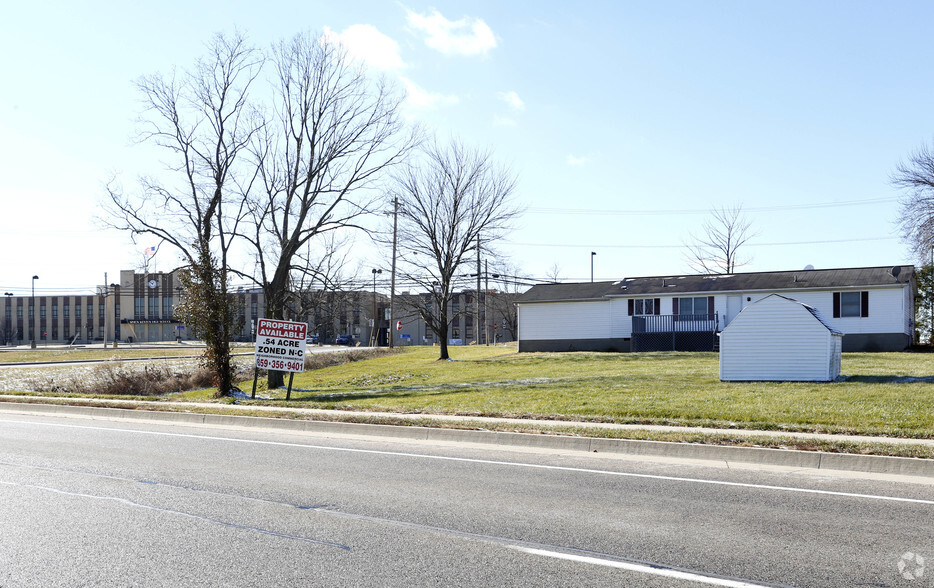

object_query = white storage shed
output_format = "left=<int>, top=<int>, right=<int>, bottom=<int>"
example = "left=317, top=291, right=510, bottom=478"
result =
left=719, top=294, right=842, bottom=382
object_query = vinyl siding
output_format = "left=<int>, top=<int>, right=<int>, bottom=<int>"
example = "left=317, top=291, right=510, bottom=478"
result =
left=518, top=300, right=611, bottom=341
left=720, top=296, right=841, bottom=381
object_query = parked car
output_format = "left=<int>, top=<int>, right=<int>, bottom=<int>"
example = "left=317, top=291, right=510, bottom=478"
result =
left=335, top=334, right=352, bottom=345
left=306, top=335, right=319, bottom=345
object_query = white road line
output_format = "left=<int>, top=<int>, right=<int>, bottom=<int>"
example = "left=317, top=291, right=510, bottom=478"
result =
left=510, top=546, right=774, bottom=587
left=2, top=417, right=933, bottom=506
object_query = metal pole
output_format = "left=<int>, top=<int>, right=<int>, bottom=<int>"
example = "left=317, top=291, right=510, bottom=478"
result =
left=476, top=236, right=481, bottom=344
left=590, top=252, right=596, bottom=283
left=389, top=197, right=398, bottom=349
left=103, top=272, right=108, bottom=349
left=484, top=260, right=490, bottom=346
left=30, top=275, right=38, bottom=349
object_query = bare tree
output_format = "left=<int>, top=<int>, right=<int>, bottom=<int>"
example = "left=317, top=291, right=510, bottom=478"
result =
left=240, top=32, right=418, bottom=388
left=288, top=234, right=355, bottom=342
left=893, top=142, right=934, bottom=260
left=545, top=263, right=563, bottom=283
left=104, top=32, right=263, bottom=396
left=393, top=139, right=520, bottom=360
left=685, top=204, right=756, bottom=274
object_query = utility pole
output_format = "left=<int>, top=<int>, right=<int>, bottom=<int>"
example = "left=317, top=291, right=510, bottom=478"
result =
left=390, top=197, right=398, bottom=349
left=103, top=272, right=108, bottom=349
left=484, top=260, right=490, bottom=346
left=476, top=235, right=481, bottom=345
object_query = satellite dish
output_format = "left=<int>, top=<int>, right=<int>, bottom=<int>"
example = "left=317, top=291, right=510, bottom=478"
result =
left=803, top=264, right=815, bottom=271
left=892, top=266, right=901, bottom=279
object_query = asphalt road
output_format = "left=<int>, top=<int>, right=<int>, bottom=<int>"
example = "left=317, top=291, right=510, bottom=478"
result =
left=0, top=412, right=931, bottom=587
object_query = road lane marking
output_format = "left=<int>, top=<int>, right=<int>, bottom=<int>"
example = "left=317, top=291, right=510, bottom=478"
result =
left=510, top=546, right=780, bottom=587
left=2, top=417, right=933, bottom=506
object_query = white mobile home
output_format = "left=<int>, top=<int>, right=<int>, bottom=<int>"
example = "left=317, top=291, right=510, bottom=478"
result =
left=719, top=295, right=842, bottom=381
left=517, top=265, right=915, bottom=353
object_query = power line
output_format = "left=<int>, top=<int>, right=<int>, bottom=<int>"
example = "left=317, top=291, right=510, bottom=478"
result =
left=526, top=196, right=897, bottom=216
left=505, top=236, right=897, bottom=249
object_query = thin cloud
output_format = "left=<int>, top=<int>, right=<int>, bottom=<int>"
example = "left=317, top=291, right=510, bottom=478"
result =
left=493, top=115, right=517, bottom=127
left=401, top=77, right=460, bottom=111
left=406, top=9, right=497, bottom=56
left=497, top=90, right=525, bottom=111
left=567, top=154, right=589, bottom=166
left=323, top=24, right=405, bottom=71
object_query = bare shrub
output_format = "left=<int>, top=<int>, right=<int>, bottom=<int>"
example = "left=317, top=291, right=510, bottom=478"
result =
left=30, top=362, right=254, bottom=396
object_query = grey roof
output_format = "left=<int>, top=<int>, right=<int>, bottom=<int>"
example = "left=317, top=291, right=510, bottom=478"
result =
left=516, top=281, right=618, bottom=303
left=518, top=265, right=914, bottom=303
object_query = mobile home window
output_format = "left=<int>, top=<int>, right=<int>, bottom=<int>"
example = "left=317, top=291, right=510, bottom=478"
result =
left=678, top=297, right=710, bottom=316
left=833, top=291, right=868, bottom=318
left=627, top=298, right=660, bottom=316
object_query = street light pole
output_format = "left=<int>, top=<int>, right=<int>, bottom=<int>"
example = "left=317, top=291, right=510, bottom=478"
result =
left=590, top=252, right=596, bottom=283
left=389, top=197, right=399, bottom=349
left=30, top=275, right=38, bottom=349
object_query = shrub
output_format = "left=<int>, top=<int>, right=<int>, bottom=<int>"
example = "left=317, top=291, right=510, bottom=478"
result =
left=30, top=361, right=254, bottom=396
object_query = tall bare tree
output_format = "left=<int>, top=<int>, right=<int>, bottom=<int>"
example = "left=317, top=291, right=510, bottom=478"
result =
left=685, top=204, right=756, bottom=274
left=893, top=142, right=934, bottom=260
left=104, top=32, right=262, bottom=396
left=393, top=139, right=520, bottom=360
left=240, top=32, right=418, bottom=388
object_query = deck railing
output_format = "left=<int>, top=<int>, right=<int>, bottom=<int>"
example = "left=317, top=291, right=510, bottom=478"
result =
left=631, top=313, right=719, bottom=352
left=631, top=313, right=718, bottom=334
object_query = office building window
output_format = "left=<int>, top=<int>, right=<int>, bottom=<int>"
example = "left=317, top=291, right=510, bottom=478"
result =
left=52, top=305, right=58, bottom=319
left=135, top=297, right=144, bottom=318
left=64, top=305, right=69, bottom=319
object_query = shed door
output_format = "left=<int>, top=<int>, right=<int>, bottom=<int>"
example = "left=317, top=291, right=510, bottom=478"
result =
left=725, top=295, right=742, bottom=327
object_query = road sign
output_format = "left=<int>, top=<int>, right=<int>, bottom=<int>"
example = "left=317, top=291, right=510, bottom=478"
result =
left=254, top=318, right=307, bottom=373
left=396, top=321, right=402, bottom=330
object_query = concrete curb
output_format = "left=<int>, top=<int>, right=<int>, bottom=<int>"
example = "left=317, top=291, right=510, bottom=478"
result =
left=1, top=401, right=932, bottom=478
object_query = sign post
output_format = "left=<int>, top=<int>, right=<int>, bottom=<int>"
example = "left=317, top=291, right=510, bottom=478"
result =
left=253, top=318, right=308, bottom=400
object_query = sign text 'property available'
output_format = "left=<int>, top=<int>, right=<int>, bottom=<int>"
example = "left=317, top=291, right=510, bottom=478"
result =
left=254, top=318, right=307, bottom=373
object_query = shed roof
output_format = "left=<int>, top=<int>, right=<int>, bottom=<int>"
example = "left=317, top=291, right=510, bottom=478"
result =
left=518, top=265, right=914, bottom=303
left=727, top=294, right=843, bottom=335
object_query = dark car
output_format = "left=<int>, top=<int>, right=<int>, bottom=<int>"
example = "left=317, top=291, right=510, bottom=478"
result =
left=306, top=335, right=319, bottom=345
left=335, top=334, right=351, bottom=345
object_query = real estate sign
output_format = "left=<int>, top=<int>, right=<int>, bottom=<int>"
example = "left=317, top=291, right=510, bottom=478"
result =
left=254, top=318, right=307, bottom=373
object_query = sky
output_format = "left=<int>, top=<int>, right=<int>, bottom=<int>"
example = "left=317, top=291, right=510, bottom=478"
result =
left=2, top=0, right=933, bottom=296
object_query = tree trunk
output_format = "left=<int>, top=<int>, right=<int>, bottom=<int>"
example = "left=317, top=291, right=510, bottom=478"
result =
left=264, top=277, right=289, bottom=390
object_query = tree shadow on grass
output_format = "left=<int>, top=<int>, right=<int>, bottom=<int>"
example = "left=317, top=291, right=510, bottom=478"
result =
left=842, top=375, right=934, bottom=384
left=278, top=384, right=483, bottom=403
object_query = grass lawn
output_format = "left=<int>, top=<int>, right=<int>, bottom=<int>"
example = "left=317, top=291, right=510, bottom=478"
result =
left=212, top=345, right=934, bottom=439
